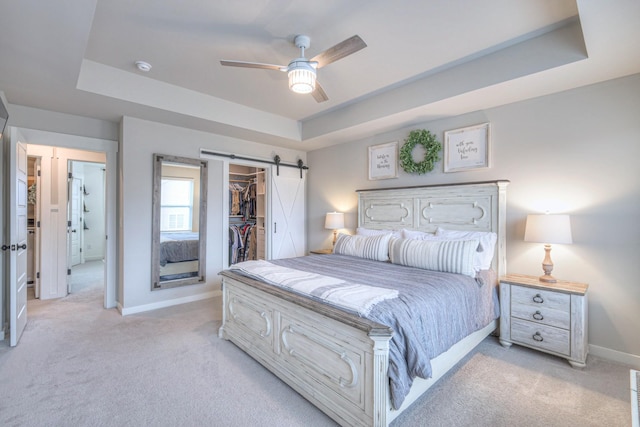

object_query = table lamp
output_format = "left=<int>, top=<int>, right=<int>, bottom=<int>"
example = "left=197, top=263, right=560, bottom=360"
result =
left=524, top=214, right=572, bottom=283
left=324, top=212, right=344, bottom=248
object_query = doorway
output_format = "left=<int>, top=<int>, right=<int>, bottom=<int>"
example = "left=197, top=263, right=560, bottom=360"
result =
left=5, top=127, right=117, bottom=346
left=67, top=160, right=106, bottom=296
left=25, top=145, right=107, bottom=303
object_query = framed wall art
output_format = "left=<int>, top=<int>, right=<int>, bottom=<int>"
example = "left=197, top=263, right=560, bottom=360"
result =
left=368, top=141, right=398, bottom=180
left=444, top=122, right=491, bottom=172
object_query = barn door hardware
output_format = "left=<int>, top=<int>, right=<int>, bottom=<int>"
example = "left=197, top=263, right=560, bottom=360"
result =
left=274, top=155, right=281, bottom=176
left=200, top=149, right=309, bottom=179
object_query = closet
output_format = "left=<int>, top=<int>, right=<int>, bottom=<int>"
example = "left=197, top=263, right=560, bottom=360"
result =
left=228, top=164, right=266, bottom=265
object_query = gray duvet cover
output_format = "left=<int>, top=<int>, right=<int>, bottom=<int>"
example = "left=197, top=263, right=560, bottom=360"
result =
left=159, top=232, right=199, bottom=266
left=269, top=254, right=499, bottom=410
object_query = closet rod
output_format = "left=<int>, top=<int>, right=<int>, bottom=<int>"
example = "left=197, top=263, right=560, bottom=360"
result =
left=201, top=149, right=309, bottom=176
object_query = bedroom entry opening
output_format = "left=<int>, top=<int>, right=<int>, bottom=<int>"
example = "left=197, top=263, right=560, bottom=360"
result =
left=25, top=147, right=107, bottom=304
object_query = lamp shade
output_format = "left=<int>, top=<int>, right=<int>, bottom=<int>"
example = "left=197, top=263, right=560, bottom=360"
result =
left=524, top=214, right=572, bottom=244
left=324, top=212, right=344, bottom=230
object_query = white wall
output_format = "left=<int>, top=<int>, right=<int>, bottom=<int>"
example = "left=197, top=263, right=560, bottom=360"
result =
left=119, top=116, right=306, bottom=313
left=307, top=73, right=640, bottom=365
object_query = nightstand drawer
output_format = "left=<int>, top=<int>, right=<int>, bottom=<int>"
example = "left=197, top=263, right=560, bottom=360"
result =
left=511, top=303, right=570, bottom=329
left=511, top=285, right=570, bottom=312
left=511, top=318, right=570, bottom=356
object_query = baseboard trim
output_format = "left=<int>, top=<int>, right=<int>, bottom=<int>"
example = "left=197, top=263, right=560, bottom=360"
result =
left=117, top=290, right=221, bottom=316
left=590, top=344, right=640, bottom=369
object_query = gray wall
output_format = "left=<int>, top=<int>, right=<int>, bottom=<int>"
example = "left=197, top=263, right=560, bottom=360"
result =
left=119, top=116, right=306, bottom=311
left=307, top=73, right=640, bottom=362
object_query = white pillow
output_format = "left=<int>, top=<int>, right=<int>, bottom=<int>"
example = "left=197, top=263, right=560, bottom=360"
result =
left=388, top=237, right=477, bottom=278
left=401, top=229, right=435, bottom=239
left=333, top=233, right=392, bottom=262
left=435, top=228, right=497, bottom=270
left=356, top=227, right=402, bottom=238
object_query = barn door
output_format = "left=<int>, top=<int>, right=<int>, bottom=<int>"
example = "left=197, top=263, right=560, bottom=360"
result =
left=269, top=165, right=305, bottom=259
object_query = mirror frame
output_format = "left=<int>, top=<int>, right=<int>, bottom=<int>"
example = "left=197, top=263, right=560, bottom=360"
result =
left=151, top=154, right=208, bottom=290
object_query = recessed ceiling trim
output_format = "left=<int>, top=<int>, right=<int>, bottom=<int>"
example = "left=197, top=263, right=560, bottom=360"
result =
left=76, top=59, right=302, bottom=141
left=302, top=19, right=587, bottom=141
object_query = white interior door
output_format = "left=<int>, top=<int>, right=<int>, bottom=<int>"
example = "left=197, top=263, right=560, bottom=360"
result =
left=269, top=165, right=306, bottom=259
left=34, top=160, right=41, bottom=298
left=69, top=176, right=82, bottom=267
left=9, top=137, right=28, bottom=346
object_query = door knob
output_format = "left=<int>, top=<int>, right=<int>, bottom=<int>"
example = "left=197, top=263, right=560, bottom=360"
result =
left=18, top=244, right=27, bottom=250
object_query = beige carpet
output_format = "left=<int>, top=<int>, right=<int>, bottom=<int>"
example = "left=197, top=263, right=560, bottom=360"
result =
left=0, top=275, right=633, bottom=426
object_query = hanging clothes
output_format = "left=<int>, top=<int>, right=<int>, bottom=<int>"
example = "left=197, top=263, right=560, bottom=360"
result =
left=229, top=182, right=245, bottom=216
left=229, top=223, right=256, bottom=265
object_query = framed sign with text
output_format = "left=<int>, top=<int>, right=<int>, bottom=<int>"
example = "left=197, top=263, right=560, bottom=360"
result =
left=444, top=122, right=491, bottom=173
left=368, top=141, right=398, bottom=180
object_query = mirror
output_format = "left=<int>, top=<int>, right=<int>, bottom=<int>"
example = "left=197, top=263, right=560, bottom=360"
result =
left=151, top=154, right=208, bottom=290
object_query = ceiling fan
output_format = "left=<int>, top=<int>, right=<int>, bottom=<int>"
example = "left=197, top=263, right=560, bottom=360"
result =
left=220, top=34, right=367, bottom=103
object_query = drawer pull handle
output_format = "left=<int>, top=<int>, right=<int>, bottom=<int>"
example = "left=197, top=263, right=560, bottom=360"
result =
left=532, top=311, right=544, bottom=321
left=532, top=294, right=544, bottom=303
left=533, top=332, right=544, bottom=342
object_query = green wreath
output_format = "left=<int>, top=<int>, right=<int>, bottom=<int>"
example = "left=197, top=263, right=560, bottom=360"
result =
left=399, top=129, right=442, bottom=174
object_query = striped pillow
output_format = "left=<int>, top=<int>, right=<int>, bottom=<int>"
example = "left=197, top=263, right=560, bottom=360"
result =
left=389, top=237, right=478, bottom=277
left=333, top=233, right=391, bottom=261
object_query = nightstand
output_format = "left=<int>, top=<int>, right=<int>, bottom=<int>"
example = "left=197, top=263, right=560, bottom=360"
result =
left=309, top=248, right=333, bottom=255
left=499, top=274, right=589, bottom=368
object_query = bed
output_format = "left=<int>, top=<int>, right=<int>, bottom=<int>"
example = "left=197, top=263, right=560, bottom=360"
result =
left=159, top=231, right=200, bottom=280
left=218, top=181, right=508, bottom=426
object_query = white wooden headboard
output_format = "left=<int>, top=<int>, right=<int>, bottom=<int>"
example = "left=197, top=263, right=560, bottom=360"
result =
left=357, top=180, right=509, bottom=276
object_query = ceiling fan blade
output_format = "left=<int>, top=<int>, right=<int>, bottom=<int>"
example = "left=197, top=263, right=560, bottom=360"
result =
left=312, top=82, right=329, bottom=103
left=310, top=35, right=367, bottom=68
left=220, top=60, right=285, bottom=71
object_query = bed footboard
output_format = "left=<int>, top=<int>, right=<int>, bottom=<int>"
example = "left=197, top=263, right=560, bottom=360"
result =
left=219, top=272, right=394, bottom=427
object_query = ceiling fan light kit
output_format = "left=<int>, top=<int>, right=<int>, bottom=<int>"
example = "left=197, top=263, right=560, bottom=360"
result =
left=288, top=61, right=316, bottom=94
left=220, top=34, right=366, bottom=102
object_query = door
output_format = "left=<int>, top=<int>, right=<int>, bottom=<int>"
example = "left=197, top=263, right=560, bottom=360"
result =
left=8, top=137, right=29, bottom=346
left=68, top=176, right=82, bottom=267
left=34, top=160, right=41, bottom=298
left=269, top=165, right=306, bottom=259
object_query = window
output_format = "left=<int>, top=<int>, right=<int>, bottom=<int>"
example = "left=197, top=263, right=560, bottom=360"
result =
left=160, top=178, right=194, bottom=231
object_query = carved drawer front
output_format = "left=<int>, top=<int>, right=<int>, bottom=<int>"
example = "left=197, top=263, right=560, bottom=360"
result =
left=279, top=315, right=366, bottom=410
left=511, top=318, right=570, bottom=356
left=226, top=289, right=274, bottom=349
left=511, top=285, right=570, bottom=327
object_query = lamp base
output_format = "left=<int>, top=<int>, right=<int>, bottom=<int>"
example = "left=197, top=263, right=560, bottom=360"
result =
left=539, top=274, right=557, bottom=283
left=539, top=245, right=556, bottom=283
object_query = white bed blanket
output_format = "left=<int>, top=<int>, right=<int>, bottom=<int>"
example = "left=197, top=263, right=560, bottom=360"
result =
left=229, top=260, right=398, bottom=316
